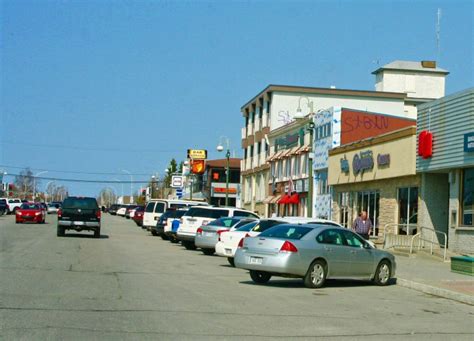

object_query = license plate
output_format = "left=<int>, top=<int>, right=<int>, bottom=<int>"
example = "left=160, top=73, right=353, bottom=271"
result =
left=250, top=257, right=263, bottom=265
left=225, top=248, right=232, bottom=255
left=75, top=221, right=84, bottom=225
left=204, top=232, right=214, bottom=237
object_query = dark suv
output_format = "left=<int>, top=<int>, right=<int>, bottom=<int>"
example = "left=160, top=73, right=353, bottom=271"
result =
left=57, top=197, right=101, bottom=238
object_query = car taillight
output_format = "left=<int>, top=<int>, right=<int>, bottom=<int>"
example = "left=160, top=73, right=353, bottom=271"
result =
left=217, top=229, right=227, bottom=241
left=196, top=227, right=203, bottom=235
left=279, top=241, right=298, bottom=253
left=237, top=237, right=245, bottom=248
left=96, top=210, right=101, bottom=219
left=57, top=209, right=62, bottom=218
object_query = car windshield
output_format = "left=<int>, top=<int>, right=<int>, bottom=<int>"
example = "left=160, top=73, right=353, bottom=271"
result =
left=62, top=198, right=98, bottom=209
left=184, top=207, right=230, bottom=219
left=208, top=217, right=241, bottom=227
left=20, top=204, right=40, bottom=210
left=252, top=220, right=286, bottom=233
left=236, top=221, right=259, bottom=232
left=258, top=224, right=313, bottom=240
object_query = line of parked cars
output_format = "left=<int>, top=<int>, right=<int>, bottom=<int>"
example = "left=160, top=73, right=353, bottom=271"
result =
left=109, top=203, right=145, bottom=227
left=119, top=199, right=396, bottom=289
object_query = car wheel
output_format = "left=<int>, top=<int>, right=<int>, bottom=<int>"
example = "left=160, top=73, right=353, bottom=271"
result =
left=373, top=260, right=392, bottom=286
left=170, top=237, right=179, bottom=243
left=182, top=241, right=196, bottom=250
left=201, top=248, right=214, bottom=256
left=94, top=228, right=101, bottom=239
left=249, top=270, right=272, bottom=284
left=304, top=260, right=327, bottom=288
left=227, top=257, right=235, bottom=267
left=57, top=226, right=65, bottom=237
left=151, top=230, right=158, bottom=236
left=160, top=233, right=169, bottom=241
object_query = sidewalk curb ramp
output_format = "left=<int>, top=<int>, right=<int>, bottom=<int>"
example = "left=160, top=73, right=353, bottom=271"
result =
left=397, top=278, right=474, bottom=306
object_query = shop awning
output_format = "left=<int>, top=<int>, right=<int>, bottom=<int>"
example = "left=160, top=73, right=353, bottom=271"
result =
left=268, top=150, right=284, bottom=162
left=269, top=194, right=282, bottom=204
left=295, top=144, right=310, bottom=154
left=288, top=193, right=300, bottom=204
left=278, top=194, right=291, bottom=204
left=262, top=196, right=274, bottom=204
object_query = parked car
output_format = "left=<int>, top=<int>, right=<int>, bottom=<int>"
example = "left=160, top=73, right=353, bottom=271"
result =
left=15, top=203, right=46, bottom=224
left=108, top=204, right=120, bottom=215
left=129, top=205, right=144, bottom=219
left=47, top=202, right=61, bottom=214
left=116, top=205, right=128, bottom=217
left=164, top=210, right=189, bottom=243
left=152, top=208, right=188, bottom=239
left=125, top=205, right=139, bottom=219
left=195, top=217, right=258, bottom=255
left=57, top=196, right=101, bottom=238
left=177, top=206, right=259, bottom=250
left=0, top=199, right=8, bottom=215
left=235, top=223, right=396, bottom=288
left=142, top=199, right=209, bottom=231
left=4, top=198, right=22, bottom=214
left=132, top=206, right=145, bottom=226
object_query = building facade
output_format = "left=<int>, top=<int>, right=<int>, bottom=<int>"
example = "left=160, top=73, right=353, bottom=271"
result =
left=202, top=158, right=241, bottom=207
left=416, top=88, right=474, bottom=254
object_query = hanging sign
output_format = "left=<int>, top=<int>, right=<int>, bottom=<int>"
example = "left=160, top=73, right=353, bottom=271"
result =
left=187, top=149, right=207, bottom=160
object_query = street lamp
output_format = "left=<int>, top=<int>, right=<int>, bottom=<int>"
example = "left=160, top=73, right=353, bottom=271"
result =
left=44, top=180, right=55, bottom=203
left=293, top=96, right=314, bottom=120
left=113, top=178, right=124, bottom=201
left=217, top=136, right=231, bottom=206
left=33, top=171, right=48, bottom=201
left=121, top=169, right=133, bottom=204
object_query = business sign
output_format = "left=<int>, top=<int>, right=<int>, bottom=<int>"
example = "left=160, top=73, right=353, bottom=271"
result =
left=353, top=150, right=374, bottom=175
left=171, top=175, right=183, bottom=188
left=187, top=149, right=207, bottom=160
left=340, top=156, right=349, bottom=173
left=464, top=132, right=474, bottom=152
left=377, top=153, right=390, bottom=167
left=211, top=183, right=238, bottom=198
left=275, top=131, right=301, bottom=149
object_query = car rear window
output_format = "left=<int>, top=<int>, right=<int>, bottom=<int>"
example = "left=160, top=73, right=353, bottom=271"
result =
left=236, top=220, right=259, bottom=232
left=252, top=220, right=286, bottom=233
left=209, top=217, right=241, bottom=227
left=62, top=198, right=98, bottom=209
left=184, top=207, right=230, bottom=219
left=258, top=224, right=313, bottom=240
left=20, top=204, right=40, bottom=210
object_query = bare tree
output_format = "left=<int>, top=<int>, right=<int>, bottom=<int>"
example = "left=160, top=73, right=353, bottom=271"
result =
left=98, top=187, right=116, bottom=206
left=14, top=168, right=35, bottom=199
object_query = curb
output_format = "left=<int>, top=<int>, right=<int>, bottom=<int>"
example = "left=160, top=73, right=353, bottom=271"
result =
left=396, top=278, right=474, bottom=305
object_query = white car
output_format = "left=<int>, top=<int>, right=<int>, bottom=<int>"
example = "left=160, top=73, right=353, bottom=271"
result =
left=177, top=206, right=259, bottom=250
left=142, top=199, right=208, bottom=230
left=116, top=206, right=127, bottom=216
left=216, top=217, right=342, bottom=266
left=0, top=198, right=22, bottom=214
left=47, top=203, right=61, bottom=214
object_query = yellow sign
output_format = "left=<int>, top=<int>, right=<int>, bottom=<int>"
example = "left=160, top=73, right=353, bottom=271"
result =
left=187, top=149, right=207, bottom=160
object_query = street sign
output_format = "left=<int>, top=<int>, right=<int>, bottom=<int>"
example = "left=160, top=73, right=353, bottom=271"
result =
left=187, top=149, right=207, bottom=160
left=464, top=132, right=474, bottom=152
left=171, top=175, right=184, bottom=188
left=176, top=188, right=183, bottom=199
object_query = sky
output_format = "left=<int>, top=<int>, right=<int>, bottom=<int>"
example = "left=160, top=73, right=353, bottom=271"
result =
left=1, top=0, right=473, bottom=198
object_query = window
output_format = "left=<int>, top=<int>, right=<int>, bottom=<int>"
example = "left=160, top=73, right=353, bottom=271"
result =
left=234, top=210, right=259, bottom=218
left=461, top=168, right=474, bottom=226
left=293, top=156, right=300, bottom=176
left=184, top=207, right=230, bottom=219
left=317, top=171, right=329, bottom=195
left=252, top=219, right=285, bottom=232
left=258, top=225, right=313, bottom=240
left=257, top=142, right=261, bottom=155
left=339, top=192, right=351, bottom=228
left=356, top=191, right=380, bottom=236
left=236, top=220, right=259, bottom=232
left=244, top=148, right=248, bottom=160
left=62, top=197, right=98, bottom=209
left=145, top=202, right=155, bottom=213
left=302, top=154, right=308, bottom=175
left=340, top=229, right=365, bottom=247
left=250, top=145, right=254, bottom=157
left=316, top=229, right=344, bottom=245
left=277, top=160, right=283, bottom=179
left=154, top=202, right=165, bottom=213
left=398, top=187, right=418, bottom=234
left=285, top=158, right=291, bottom=177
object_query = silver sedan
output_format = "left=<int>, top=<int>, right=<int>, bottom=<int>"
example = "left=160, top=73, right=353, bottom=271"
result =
left=234, top=224, right=396, bottom=288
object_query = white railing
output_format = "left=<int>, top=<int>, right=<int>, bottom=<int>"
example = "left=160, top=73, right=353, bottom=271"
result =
left=383, top=223, right=418, bottom=249
left=410, top=226, right=448, bottom=261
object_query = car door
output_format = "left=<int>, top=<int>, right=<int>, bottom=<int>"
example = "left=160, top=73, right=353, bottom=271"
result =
left=315, top=229, right=351, bottom=278
left=340, top=230, right=375, bottom=278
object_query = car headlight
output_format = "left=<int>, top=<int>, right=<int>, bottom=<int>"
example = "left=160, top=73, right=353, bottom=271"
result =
left=17, top=211, right=22, bottom=215
left=35, top=212, right=41, bottom=216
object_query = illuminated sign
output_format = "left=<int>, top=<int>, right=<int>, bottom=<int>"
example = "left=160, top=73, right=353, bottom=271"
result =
left=191, top=160, right=205, bottom=174
left=213, top=187, right=237, bottom=194
left=187, top=149, right=207, bottom=160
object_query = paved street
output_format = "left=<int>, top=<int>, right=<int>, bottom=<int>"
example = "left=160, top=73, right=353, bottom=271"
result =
left=1, top=214, right=473, bottom=340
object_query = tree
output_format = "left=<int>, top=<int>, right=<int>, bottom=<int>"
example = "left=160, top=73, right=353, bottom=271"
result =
left=14, top=168, right=35, bottom=199
left=164, top=159, right=178, bottom=187
left=98, top=188, right=116, bottom=206
left=45, top=183, right=69, bottom=202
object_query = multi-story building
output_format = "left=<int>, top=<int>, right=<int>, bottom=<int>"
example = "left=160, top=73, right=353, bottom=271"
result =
left=202, top=158, right=241, bottom=207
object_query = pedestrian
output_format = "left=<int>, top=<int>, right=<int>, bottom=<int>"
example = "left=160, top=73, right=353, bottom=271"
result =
left=352, top=210, right=372, bottom=240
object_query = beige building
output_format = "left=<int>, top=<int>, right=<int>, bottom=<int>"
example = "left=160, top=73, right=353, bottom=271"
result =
left=328, top=127, right=419, bottom=243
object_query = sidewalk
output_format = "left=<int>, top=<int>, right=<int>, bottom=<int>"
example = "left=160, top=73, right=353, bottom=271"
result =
left=393, top=253, right=474, bottom=305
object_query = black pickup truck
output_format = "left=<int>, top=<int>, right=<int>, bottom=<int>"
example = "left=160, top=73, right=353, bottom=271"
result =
left=57, top=197, right=101, bottom=238
left=0, top=199, right=8, bottom=215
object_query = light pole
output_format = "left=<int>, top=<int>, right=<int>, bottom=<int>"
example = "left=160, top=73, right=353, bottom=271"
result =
left=217, top=136, right=231, bottom=206
left=33, top=171, right=48, bottom=201
left=122, top=169, right=133, bottom=204
left=44, top=180, right=55, bottom=203
left=113, top=178, right=124, bottom=202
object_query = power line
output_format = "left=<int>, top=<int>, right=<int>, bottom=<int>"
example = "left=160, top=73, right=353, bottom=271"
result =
left=5, top=173, right=163, bottom=184
left=0, top=164, right=153, bottom=176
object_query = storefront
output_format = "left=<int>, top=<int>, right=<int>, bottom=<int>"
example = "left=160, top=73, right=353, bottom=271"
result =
left=328, top=127, right=419, bottom=242
left=417, top=88, right=474, bottom=254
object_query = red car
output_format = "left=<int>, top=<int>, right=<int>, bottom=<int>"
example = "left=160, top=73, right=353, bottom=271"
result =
left=132, top=206, right=145, bottom=227
left=16, top=203, right=46, bottom=224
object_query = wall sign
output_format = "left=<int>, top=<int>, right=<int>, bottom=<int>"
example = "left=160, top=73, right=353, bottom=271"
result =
left=187, top=149, right=207, bottom=160
left=464, top=132, right=474, bottom=152
left=353, top=150, right=374, bottom=175
left=276, top=132, right=299, bottom=149
left=377, top=153, right=390, bottom=166
left=340, top=157, right=349, bottom=173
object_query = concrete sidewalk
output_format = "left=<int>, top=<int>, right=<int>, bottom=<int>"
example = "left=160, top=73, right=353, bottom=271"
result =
left=393, top=253, right=474, bottom=305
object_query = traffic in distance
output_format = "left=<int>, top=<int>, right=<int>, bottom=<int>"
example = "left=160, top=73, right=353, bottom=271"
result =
left=53, top=197, right=396, bottom=288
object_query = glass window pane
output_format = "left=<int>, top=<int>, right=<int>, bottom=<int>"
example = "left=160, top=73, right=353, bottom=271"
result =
left=462, top=168, right=474, bottom=226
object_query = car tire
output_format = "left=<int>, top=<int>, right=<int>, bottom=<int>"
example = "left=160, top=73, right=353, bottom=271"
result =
left=373, top=260, right=392, bottom=286
left=57, top=226, right=65, bottom=237
left=201, top=248, right=214, bottom=256
left=151, top=230, right=158, bottom=236
left=94, top=228, right=101, bottom=239
left=227, top=257, right=235, bottom=267
left=304, top=260, right=327, bottom=289
left=160, top=233, right=169, bottom=241
left=170, top=237, right=179, bottom=243
left=182, top=241, right=196, bottom=250
left=249, top=270, right=272, bottom=284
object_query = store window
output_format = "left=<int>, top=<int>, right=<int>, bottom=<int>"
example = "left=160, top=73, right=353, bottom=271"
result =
left=398, top=187, right=418, bottom=234
left=339, top=192, right=351, bottom=228
left=461, top=168, right=474, bottom=226
left=356, top=191, right=380, bottom=236
left=317, top=171, right=329, bottom=195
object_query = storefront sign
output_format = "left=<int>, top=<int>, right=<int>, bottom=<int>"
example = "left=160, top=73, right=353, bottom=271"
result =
left=464, top=132, right=474, bottom=152
left=211, top=183, right=238, bottom=197
left=276, top=132, right=299, bottom=149
left=340, top=157, right=349, bottom=173
left=377, top=153, right=390, bottom=167
left=353, top=150, right=374, bottom=175
left=187, top=149, right=207, bottom=159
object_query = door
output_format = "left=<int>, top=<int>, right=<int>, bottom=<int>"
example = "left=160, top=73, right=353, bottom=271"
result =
left=341, top=230, right=374, bottom=277
left=356, top=191, right=379, bottom=237
left=315, top=229, right=351, bottom=277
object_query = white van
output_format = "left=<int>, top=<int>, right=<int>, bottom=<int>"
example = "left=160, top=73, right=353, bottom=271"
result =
left=142, top=199, right=208, bottom=230
left=177, top=206, right=259, bottom=249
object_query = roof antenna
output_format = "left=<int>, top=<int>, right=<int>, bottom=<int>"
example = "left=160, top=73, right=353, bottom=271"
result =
left=436, top=8, right=442, bottom=63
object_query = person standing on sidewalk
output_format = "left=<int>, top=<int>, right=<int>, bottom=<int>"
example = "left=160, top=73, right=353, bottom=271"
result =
left=352, top=211, right=372, bottom=240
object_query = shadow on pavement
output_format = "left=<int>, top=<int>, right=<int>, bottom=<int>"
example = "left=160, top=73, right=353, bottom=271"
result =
left=62, top=233, right=110, bottom=239
left=239, top=278, right=397, bottom=289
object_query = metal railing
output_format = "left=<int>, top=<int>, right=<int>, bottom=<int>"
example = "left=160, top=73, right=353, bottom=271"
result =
left=410, top=226, right=447, bottom=261
left=383, top=223, right=418, bottom=249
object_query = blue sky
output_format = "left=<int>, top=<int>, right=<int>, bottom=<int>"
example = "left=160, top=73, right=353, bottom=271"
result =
left=1, top=0, right=472, bottom=197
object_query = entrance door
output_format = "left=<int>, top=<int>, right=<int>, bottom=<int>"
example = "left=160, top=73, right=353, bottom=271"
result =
left=356, top=191, right=380, bottom=237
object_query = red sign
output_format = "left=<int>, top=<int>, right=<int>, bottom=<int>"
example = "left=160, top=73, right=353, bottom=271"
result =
left=418, top=130, right=433, bottom=159
left=213, top=187, right=237, bottom=194
left=191, top=160, right=205, bottom=174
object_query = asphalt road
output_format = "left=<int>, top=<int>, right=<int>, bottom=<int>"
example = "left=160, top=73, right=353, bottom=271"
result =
left=1, top=214, right=473, bottom=340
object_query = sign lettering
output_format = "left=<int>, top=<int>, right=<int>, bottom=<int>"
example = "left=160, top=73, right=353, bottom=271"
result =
left=353, top=150, right=374, bottom=175
left=464, top=132, right=474, bottom=152
left=187, top=149, right=207, bottom=160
